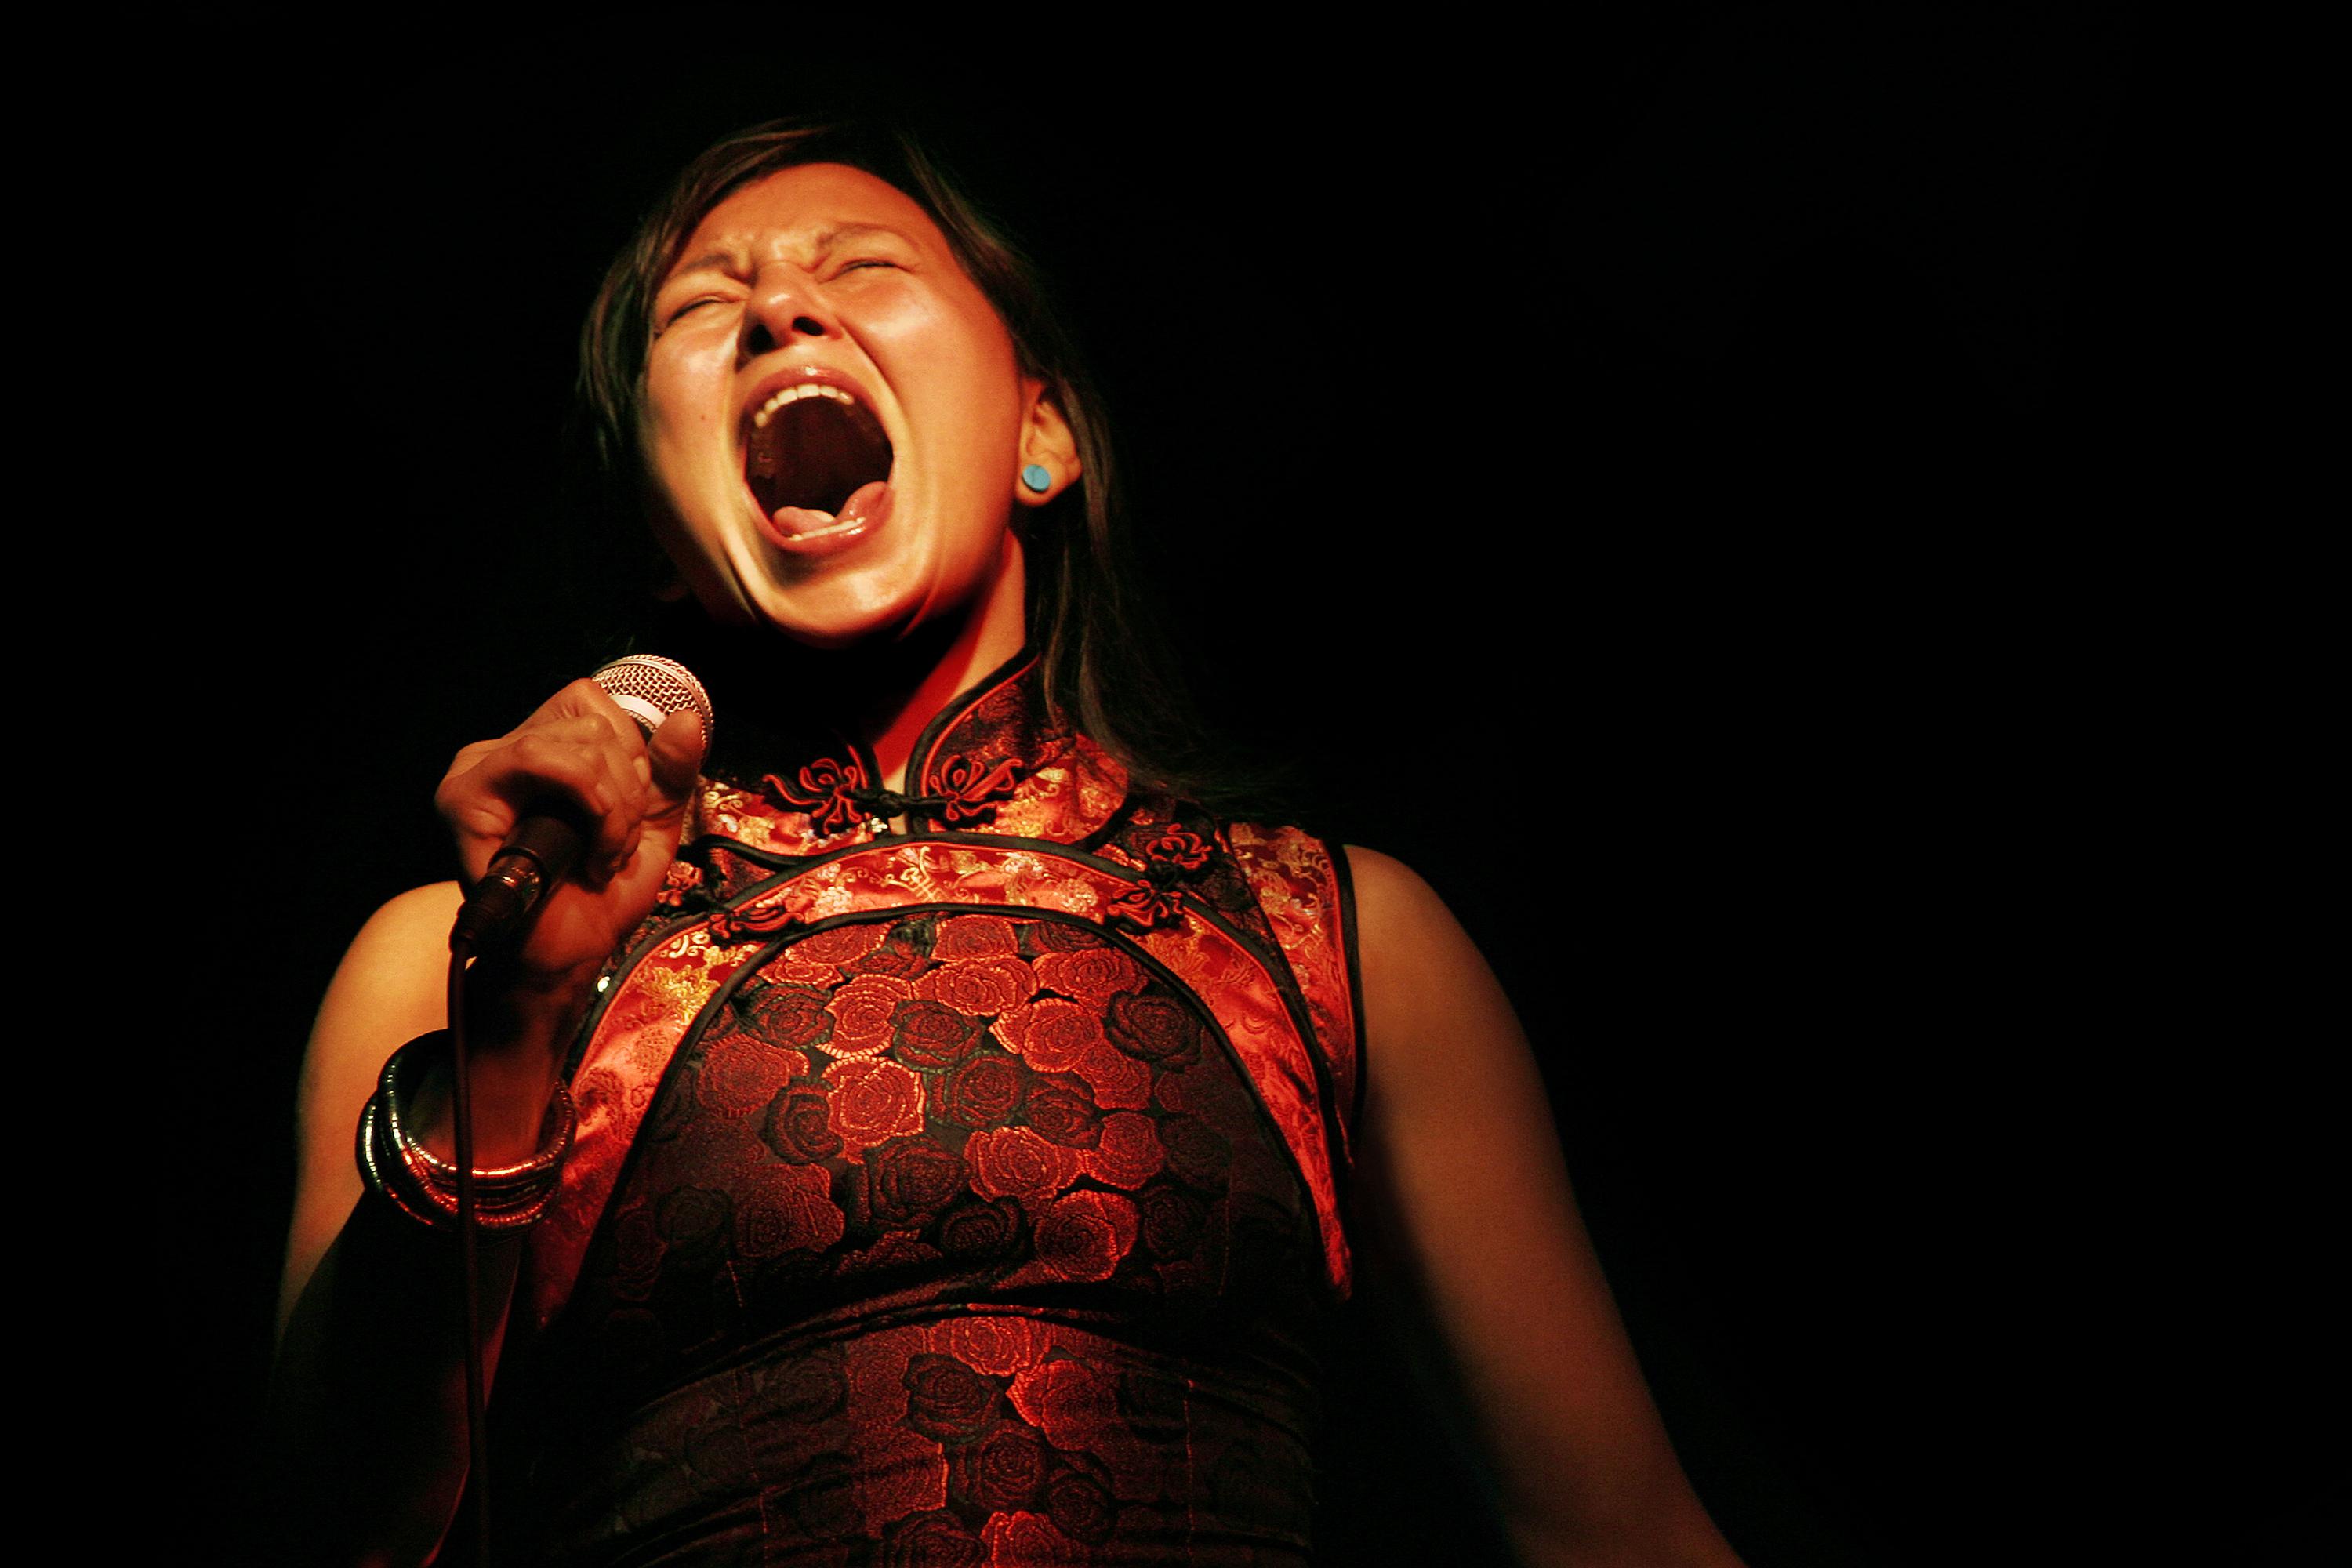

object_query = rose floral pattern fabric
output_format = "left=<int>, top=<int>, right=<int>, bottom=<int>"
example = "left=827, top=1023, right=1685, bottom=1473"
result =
left=498, top=652, right=1358, bottom=1566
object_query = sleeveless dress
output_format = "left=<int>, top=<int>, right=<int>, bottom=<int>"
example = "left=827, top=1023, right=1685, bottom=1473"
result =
left=495, top=651, right=1363, bottom=1566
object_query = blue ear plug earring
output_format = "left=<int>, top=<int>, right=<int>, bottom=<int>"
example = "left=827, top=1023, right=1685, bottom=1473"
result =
left=1021, top=463, right=1052, bottom=495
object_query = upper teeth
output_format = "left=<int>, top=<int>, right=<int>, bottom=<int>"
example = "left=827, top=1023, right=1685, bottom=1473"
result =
left=753, top=383, right=855, bottom=427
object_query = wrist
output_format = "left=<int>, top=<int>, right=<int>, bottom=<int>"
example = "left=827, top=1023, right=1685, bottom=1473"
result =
left=357, top=1033, right=575, bottom=1229
left=396, top=1047, right=570, bottom=1168
left=462, top=951, right=600, bottom=1053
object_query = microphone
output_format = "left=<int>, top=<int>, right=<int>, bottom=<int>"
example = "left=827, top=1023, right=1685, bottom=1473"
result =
left=450, top=655, right=715, bottom=954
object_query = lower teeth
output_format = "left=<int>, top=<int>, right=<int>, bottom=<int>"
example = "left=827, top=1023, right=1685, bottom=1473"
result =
left=781, top=510, right=865, bottom=540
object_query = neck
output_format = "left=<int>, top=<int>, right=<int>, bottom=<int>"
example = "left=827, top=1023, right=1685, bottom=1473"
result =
left=862, top=539, right=1029, bottom=790
left=664, top=536, right=1030, bottom=792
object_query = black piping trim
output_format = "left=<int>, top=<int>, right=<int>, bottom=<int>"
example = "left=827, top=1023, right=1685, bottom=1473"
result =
left=576, top=828, right=1351, bottom=1279
left=681, top=826, right=1251, bottom=904
left=684, top=808, right=1136, bottom=878
left=1216, top=822, right=1355, bottom=1245
left=1332, top=840, right=1368, bottom=1142
left=564, top=924, right=801, bottom=1288
left=1199, top=822, right=1338, bottom=1122
left=637, top=829, right=1323, bottom=1093
left=557, top=858, right=818, bottom=1075
left=622, top=900, right=1327, bottom=1279
left=1076, top=793, right=1145, bottom=855
left=905, top=647, right=1040, bottom=805
left=557, top=846, right=1355, bottom=1316
left=678, top=828, right=870, bottom=873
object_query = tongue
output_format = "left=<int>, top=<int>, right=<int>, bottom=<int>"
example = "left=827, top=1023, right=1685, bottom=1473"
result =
left=770, top=480, right=892, bottom=536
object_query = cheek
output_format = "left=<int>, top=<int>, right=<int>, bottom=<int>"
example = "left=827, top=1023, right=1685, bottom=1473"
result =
left=644, top=338, right=731, bottom=441
left=641, top=343, right=741, bottom=504
left=871, top=299, right=1024, bottom=442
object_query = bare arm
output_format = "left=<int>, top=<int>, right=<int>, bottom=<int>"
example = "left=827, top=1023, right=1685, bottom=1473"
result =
left=270, top=883, right=546, bottom=1564
left=278, top=883, right=461, bottom=1336
left=270, top=687, right=703, bottom=1566
left=1348, top=846, right=1744, bottom=1568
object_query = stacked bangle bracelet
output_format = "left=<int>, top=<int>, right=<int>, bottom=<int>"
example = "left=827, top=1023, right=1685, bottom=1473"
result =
left=356, top=1031, right=575, bottom=1231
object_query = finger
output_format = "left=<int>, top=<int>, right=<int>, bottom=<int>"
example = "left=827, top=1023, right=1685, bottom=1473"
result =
left=449, top=707, right=637, bottom=816
left=514, top=677, right=641, bottom=741
left=448, top=735, right=633, bottom=876
left=503, top=712, right=632, bottom=750
left=445, top=681, right=658, bottom=881
left=643, top=708, right=709, bottom=815
left=506, top=684, right=658, bottom=797
left=525, top=719, right=652, bottom=867
left=585, top=747, right=653, bottom=877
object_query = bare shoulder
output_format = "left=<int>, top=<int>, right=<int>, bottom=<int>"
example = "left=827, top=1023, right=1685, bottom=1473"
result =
left=1343, top=844, right=1492, bottom=967
left=1342, top=846, right=1524, bottom=1090
left=278, top=883, right=463, bottom=1330
left=305, top=884, right=465, bottom=1091
left=1341, top=843, right=1443, bottom=929
left=318, top=883, right=466, bottom=1022
left=1338, top=841, right=1552, bottom=1176
left=1343, top=844, right=1470, bottom=982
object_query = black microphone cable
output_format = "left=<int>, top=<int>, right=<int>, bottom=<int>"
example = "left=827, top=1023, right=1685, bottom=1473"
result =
left=440, top=654, right=711, bottom=1568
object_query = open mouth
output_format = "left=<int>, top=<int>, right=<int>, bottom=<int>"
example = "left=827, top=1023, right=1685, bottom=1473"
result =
left=745, top=383, right=895, bottom=536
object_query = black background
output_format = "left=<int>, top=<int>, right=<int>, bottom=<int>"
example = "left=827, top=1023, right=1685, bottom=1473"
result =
left=124, top=13, right=2336, bottom=1565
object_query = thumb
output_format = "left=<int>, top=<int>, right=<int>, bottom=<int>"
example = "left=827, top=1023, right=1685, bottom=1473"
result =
left=645, top=708, right=708, bottom=811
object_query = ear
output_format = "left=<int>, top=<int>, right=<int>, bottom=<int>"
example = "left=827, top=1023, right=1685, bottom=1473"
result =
left=1013, top=379, right=1083, bottom=508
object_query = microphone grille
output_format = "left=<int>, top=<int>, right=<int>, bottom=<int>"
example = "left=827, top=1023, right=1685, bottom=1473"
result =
left=592, top=654, right=715, bottom=746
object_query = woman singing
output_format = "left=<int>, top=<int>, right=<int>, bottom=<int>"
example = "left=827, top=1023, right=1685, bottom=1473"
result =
left=273, top=117, right=1742, bottom=1567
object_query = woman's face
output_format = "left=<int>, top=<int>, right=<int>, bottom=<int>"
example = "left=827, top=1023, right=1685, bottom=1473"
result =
left=641, top=162, right=1067, bottom=646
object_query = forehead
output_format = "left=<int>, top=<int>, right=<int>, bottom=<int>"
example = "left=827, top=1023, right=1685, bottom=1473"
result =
left=670, top=162, right=944, bottom=274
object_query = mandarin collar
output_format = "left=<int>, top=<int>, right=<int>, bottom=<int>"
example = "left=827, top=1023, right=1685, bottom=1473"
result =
left=688, top=648, right=1132, bottom=855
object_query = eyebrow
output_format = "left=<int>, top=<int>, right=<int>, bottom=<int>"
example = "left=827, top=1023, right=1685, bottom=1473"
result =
left=662, top=223, right=916, bottom=286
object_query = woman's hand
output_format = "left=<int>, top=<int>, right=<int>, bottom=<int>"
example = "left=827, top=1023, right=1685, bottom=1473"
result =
left=435, top=678, right=707, bottom=999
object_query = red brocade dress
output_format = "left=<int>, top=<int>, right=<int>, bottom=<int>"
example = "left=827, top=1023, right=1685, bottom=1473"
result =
left=495, top=652, right=1363, bottom=1566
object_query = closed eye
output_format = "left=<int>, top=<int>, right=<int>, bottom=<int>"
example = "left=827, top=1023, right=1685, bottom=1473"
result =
left=653, top=296, right=731, bottom=336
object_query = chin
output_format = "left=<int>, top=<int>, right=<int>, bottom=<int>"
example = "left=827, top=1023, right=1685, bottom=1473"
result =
left=657, top=492, right=1010, bottom=654
left=735, top=568, right=941, bottom=652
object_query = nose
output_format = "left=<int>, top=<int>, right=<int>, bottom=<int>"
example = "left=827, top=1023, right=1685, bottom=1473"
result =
left=742, top=263, right=836, bottom=359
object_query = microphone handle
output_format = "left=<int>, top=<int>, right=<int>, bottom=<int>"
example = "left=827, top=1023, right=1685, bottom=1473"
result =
left=450, top=812, right=585, bottom=954
left=446, top=654, right=710, bottom=957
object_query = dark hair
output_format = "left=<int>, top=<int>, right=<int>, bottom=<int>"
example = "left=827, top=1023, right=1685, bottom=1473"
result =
left=579, top=118, right=1232, bottom=803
